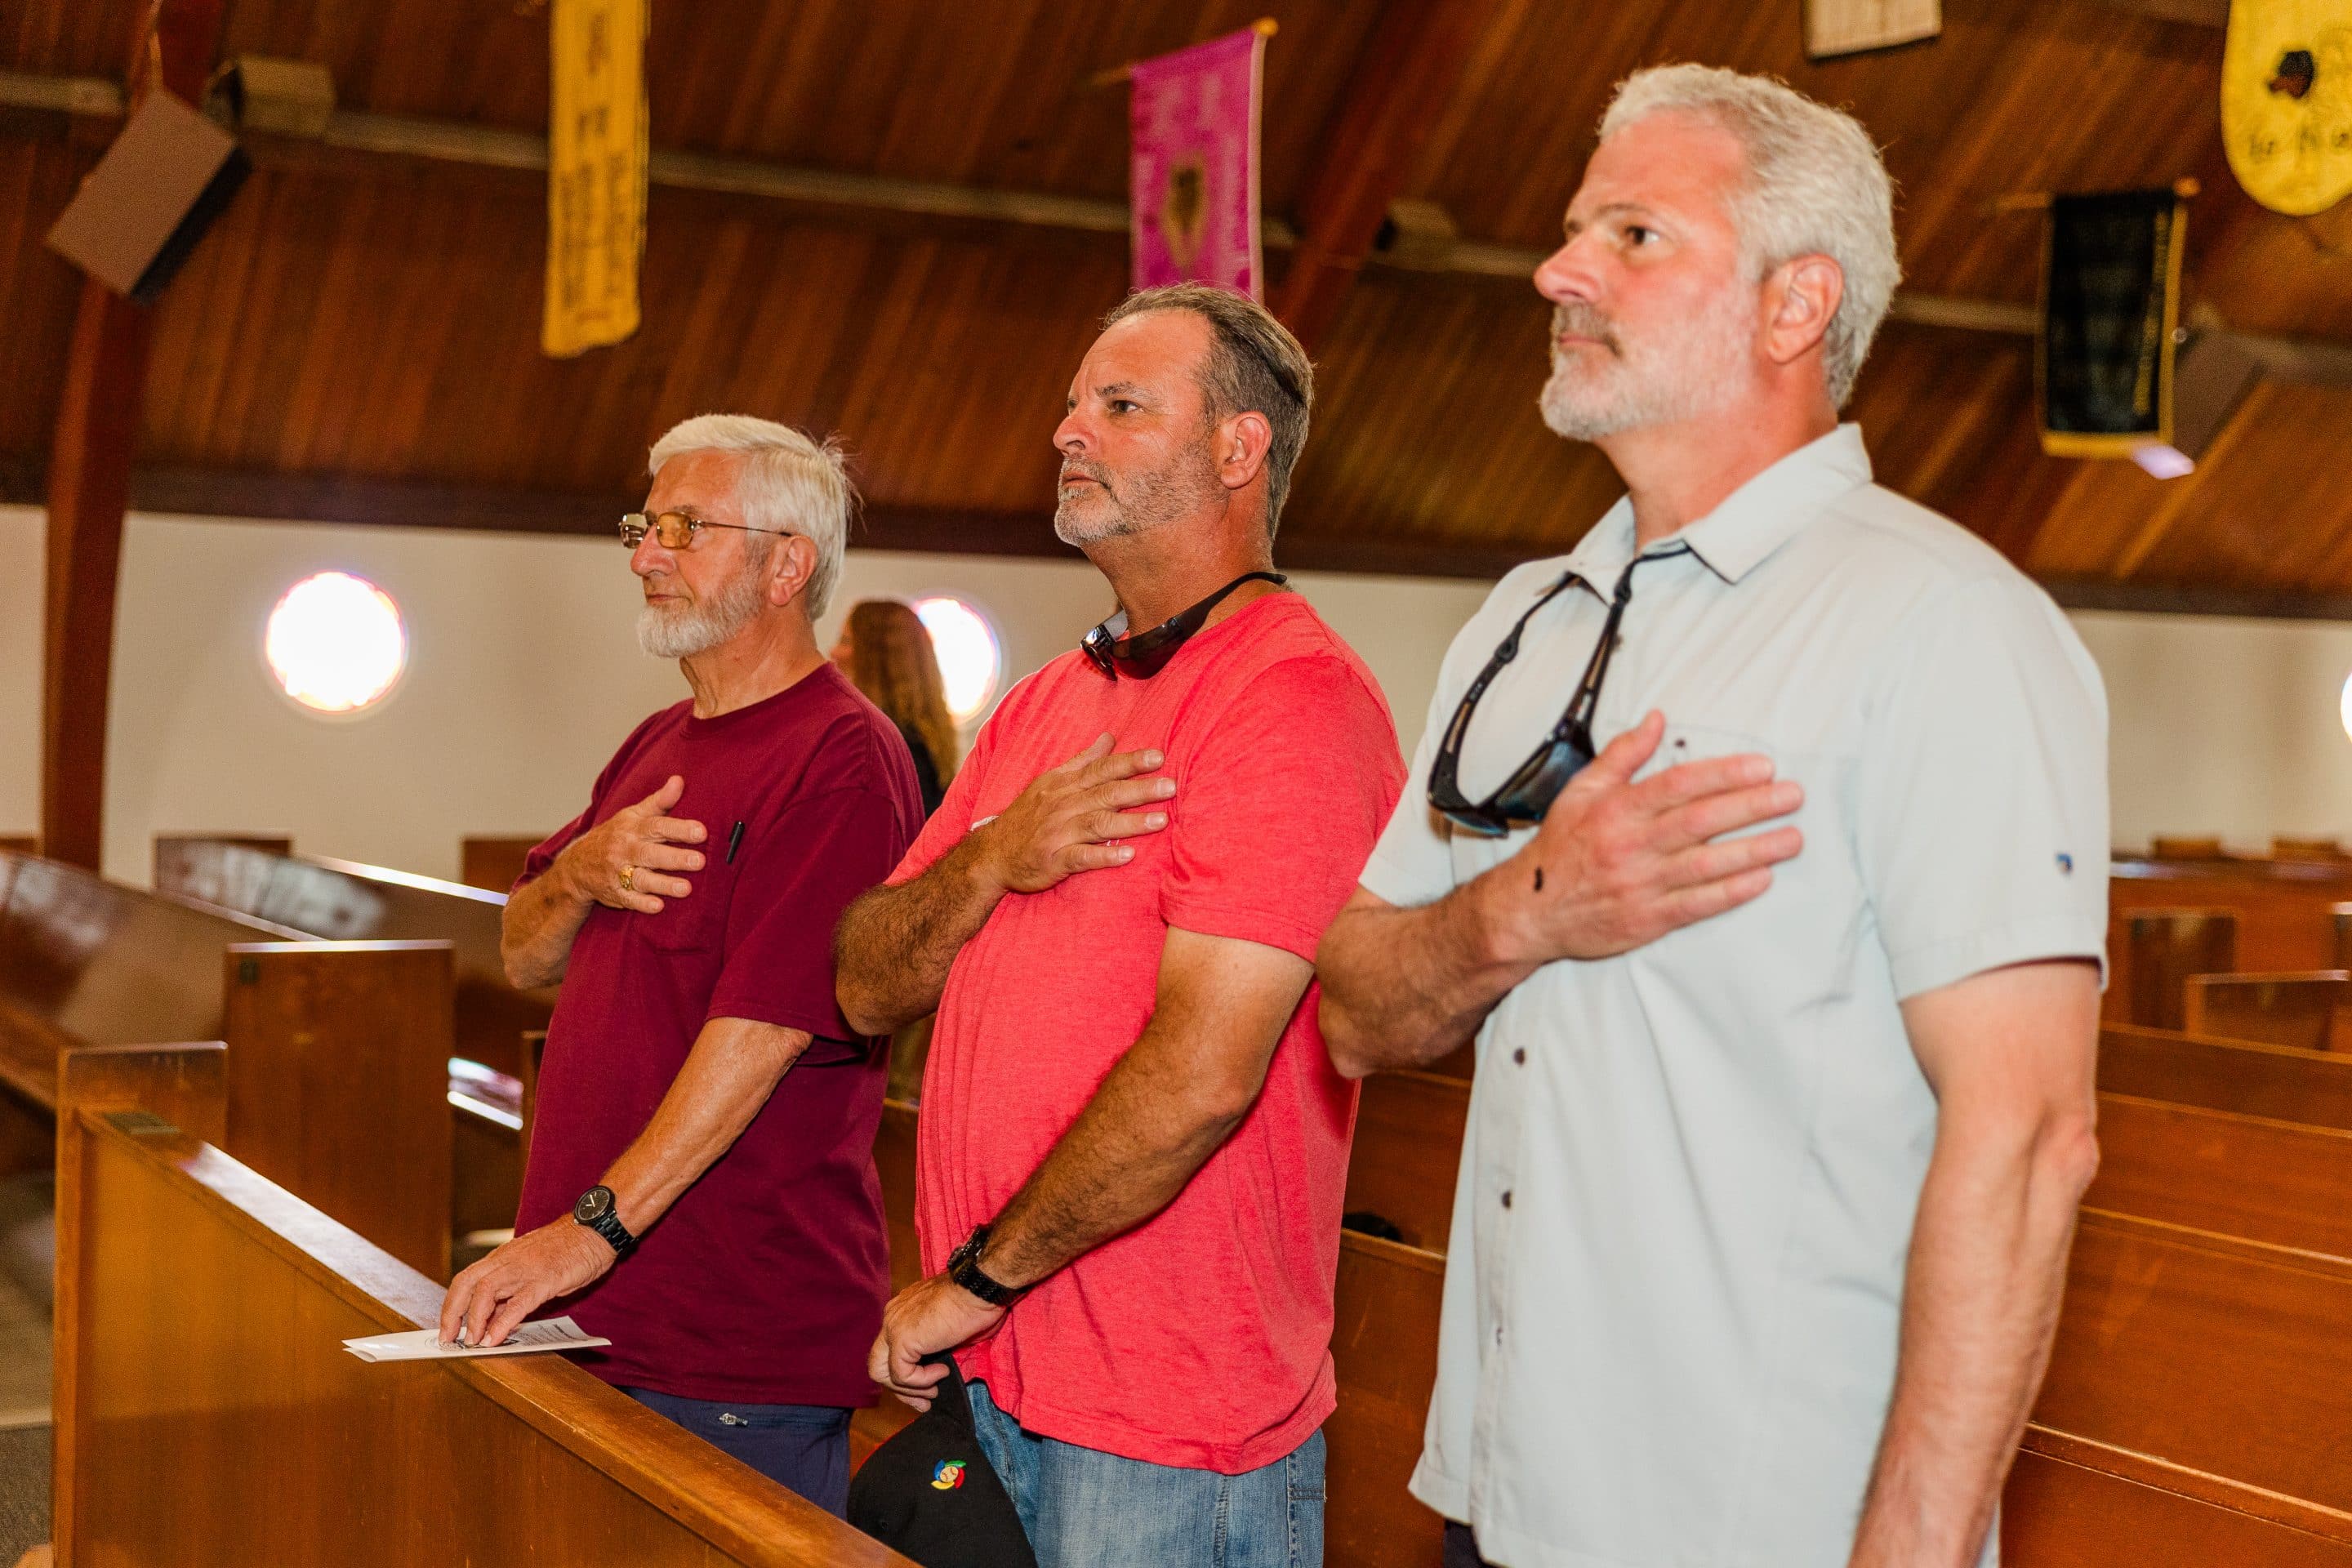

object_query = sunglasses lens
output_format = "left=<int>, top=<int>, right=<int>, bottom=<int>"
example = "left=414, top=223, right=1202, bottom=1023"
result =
left=1487, top=729, right=1598, bottom=827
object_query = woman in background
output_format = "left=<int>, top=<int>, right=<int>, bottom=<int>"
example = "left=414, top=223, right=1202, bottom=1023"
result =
left=831, top=599, right=959, bottom=817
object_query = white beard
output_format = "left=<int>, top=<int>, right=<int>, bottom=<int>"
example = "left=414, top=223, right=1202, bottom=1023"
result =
left=636, top=561, right=767, bottom=659
left=1538, top=288, right=1754, bottom=443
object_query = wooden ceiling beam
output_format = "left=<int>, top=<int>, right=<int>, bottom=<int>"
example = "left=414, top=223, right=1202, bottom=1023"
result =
left=42, top=2, right=230, bottom=873
left=1272, top=0, right=1507, bottom=350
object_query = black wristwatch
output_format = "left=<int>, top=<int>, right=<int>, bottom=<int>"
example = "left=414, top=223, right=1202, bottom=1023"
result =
left=947, top=1223, right=1024, bottom=1307
left=572, top=1184, right=637, bottom=1258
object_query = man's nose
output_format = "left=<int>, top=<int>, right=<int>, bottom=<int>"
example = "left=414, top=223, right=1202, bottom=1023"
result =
left=1053, top=409, right=1092, bottom=457
left=630, top=534, right=673, bottom=577
left=1535, top=234, right=1602, bottom=305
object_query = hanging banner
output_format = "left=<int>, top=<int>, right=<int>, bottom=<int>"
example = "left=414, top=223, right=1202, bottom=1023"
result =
left=2221, top=0, right=2352, bottom=216
left=1129, top=25, right=1266, bottom=300
left=543, top=0, right=648, bottom=358
left=2038, top=189, right=2187, bottom=458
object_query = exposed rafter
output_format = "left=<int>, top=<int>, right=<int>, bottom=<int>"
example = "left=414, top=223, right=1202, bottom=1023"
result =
left=40, top=8, right=229, bottom=873
left=1271, top=0, right=1508, bottom=348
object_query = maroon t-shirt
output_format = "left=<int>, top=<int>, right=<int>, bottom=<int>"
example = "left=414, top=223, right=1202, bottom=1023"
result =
left=513, top=662, right=921, bottom=1405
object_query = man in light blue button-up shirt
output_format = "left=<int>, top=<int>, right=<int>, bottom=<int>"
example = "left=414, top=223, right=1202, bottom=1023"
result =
left=1316, top=65, right=2107, bottom=1568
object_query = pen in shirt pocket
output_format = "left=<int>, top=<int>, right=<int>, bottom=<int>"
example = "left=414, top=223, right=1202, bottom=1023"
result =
left=726, top=821, right=746, bottom=864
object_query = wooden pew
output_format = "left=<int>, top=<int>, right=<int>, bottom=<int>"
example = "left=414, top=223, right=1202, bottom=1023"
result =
left=2110, top=853, right=2352, bottom=978
left=155, top=839, right=550, bottom=1249
left=154, top=838, right=552, bottom=1076
left=461, top=835, right=546, bottom=896
left=2183, top=970, right=2352, bottom=1052
left=1328, top=1232, right=1448, bottom=1568
left=1347, top=1072, right=1467, bottom=1254
left=2005, top=1209, right=2352, bottom=1559
left=2099, top=1022, right=2352, bottom=1131
left=51, top=1049, right=910, bottom=1568
left=2088, top=1092, right=2352, bottom=1258
left=2114, top=907, right=2237, bottom=1029
left=0, top=850, right=466, bottom=1278
left=0, top=848, right=305, bottom=1169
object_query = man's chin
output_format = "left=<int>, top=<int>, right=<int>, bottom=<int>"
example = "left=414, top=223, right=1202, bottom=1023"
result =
left=1052, top=500, right=1136, bottom=547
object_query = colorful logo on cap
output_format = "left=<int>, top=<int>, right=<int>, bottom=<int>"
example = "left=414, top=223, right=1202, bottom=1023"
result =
left=931, top=1459, right=967, bottom=1490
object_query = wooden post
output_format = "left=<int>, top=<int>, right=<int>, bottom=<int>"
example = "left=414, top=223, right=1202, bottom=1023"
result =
left=1270, top=0, right=1503, bottom=351
left=39, top=0, right=229, bottom=869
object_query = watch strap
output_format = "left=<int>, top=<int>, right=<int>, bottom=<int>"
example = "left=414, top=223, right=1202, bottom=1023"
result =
left=947, top=1224, right=1022, bottom=1307
left=573, top=1186, right=637, bottom=1258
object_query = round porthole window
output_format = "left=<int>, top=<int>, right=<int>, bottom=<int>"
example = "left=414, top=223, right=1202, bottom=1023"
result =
left=265, top=572, right=408, bottom=715
left=913, top=595, right=1003, bottom=724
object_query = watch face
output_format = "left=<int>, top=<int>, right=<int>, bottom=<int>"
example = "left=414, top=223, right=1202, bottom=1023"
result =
left=573, top=1186, right=613, bottom=1224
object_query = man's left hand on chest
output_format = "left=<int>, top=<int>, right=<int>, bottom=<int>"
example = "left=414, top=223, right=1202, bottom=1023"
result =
left=438, top=1216, right=619, bottom=1350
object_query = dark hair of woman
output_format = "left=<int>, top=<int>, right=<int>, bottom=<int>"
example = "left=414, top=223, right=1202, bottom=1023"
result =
left=835, top=599, right=960, bottom=815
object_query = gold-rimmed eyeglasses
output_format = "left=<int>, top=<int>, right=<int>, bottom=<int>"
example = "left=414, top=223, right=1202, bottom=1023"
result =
left=620, top=511, right=799, bottom=550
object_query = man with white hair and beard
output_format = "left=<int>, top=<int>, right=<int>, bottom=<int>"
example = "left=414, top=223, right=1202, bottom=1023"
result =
left=1316, top=66, right=2108, bottom=1568
left=835, top=283, right=1403, bottom=1566
left=439, top=415, right=922, bottom=1516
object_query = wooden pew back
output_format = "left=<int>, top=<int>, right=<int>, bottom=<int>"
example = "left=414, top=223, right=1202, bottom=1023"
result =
left=2088, top=1092, right=2352, bottom=1258
left=461, top=835, right=546, bottom=895
left=2099, top=1022, right=2352, bottom=1131
left=2183, top=970, right=2352, bottom=1052
left=2116, top=907, right=2237, bottom=1029
left=54, top=1085, right=911, bottom=1566
left=0, top=851, right=305, bottom=1111
left=154, top=839, right=550, bottom=1075
left=2111, top=855, right=2352, bottom=976
left=225, top=941, right=457, bottom=1278
left=1347, top=1072, right=1467, bottom=1254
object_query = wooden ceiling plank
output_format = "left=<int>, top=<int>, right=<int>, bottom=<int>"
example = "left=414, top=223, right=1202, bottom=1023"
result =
left=1272, top=0, right=1509, bottom=350
left=42, top=0, right=229, bottom=870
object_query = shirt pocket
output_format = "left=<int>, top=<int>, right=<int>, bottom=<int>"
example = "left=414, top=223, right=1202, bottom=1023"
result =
left=637, top=857, right=737, bottom=954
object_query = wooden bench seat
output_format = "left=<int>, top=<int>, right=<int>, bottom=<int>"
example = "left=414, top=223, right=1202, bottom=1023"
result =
left=52, top=1045, right=910, bottom=1567
left=2100, top=1022, right=2352, bottom=1131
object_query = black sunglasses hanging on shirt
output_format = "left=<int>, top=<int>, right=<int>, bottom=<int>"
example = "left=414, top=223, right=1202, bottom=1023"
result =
left=1427, top=546, right=1686, bottom=837
left=1080, top=571, right=1287, bottom=679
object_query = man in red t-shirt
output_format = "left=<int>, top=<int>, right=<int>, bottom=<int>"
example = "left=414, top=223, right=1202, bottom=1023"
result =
left=439, top=415, right=921, bottom=1517
left=836, top=284, right=1404, bottom=1565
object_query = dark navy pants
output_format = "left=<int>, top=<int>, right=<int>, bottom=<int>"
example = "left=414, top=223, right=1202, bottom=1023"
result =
left=622, top=1387, right=852, bottom=1517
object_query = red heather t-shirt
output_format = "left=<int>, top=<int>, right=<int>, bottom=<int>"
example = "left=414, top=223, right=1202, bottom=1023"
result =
left=514, top=663, right=921, bottom=1406
left=891, top=592, right=1404, bottom=1472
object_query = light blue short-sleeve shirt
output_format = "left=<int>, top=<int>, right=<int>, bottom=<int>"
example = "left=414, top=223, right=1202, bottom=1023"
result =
left=1361, top=425, right=2109, bottom=1568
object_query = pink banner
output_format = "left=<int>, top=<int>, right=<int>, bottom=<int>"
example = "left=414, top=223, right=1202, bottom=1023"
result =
left=1129, top=26, right=1265, bottom=300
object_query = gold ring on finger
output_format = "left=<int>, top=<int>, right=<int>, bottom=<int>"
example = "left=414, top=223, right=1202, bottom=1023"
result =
left=619, top=865, right=636, bottom=893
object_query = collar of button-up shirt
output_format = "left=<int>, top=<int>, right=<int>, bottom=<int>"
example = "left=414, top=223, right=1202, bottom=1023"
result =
left=1557, top=421, right=1877, bottom=597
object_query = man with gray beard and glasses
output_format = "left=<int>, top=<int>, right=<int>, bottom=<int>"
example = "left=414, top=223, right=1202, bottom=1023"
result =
left=1316, top=65, right=2107, bottom=1568
left=438, top=414, right=922, bottom=1517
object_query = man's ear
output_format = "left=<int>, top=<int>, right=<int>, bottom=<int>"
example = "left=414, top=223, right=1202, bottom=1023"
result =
left=767, top=535, right=819, bottom=608
left=1762, top=254, right=1844, bottom=370
left=1215, top=409, right=1274, bottom=493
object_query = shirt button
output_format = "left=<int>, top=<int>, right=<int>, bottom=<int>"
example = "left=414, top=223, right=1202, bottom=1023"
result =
left=1512, top=1048, right=1526, bottom=1066
left=1494, top=1324, right=1504, bottom=1346
left=1501, top=1190, right=1513, bottom=1209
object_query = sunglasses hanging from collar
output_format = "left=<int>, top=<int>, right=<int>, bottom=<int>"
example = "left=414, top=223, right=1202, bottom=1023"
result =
left=1081, top=572, right=1288, bottom=679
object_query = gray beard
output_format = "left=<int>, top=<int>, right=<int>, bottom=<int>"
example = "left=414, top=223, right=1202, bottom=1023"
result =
left=1053, top=450, right=1224, bottom=546
left=635, top=564, right=767, bottom=659
left=1537, top=294, right=1752, bottom=443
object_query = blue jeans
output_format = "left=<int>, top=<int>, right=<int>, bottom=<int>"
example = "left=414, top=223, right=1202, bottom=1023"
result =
left=621, top=1388, right=851, bottom=1517
left=966, top=1379, right=1325, bottom=1567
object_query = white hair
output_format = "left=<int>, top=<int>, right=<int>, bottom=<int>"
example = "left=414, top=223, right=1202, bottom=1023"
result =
left=1599, top=65, right=1900, bottom=408
left=647, top=414, right=853, bottom=619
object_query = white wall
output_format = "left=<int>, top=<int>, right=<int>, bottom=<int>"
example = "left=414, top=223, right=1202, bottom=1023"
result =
left=0, top=506, right=1490, bottom=884
left=2071, top=610, right=2352, bottom=854
left=3, top=504, right=2350, bottom=880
